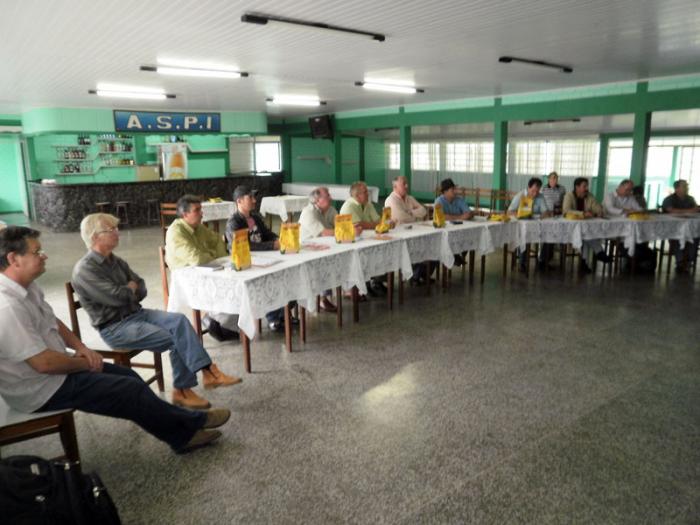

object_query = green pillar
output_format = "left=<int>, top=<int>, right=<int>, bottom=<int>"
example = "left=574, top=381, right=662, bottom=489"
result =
left=399, top=125, right=411, bottom=186
left=594, top=135, right=609, bottom=202
left=629, top=82, right=651, bottom=187
left=492, top=120, right=507, bottom=192
left=333, top=135, right=343, bottom=184
left=358, top=136, right=365, bottom=182
left=281, top=135, right=292, bottom=182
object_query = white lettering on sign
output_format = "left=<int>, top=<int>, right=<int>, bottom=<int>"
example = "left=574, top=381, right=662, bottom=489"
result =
left=156, top=116, right=172, bottom=129
left=183, top=116, right=198, bottom=129
left=126, top=115, right=142, bottom=129
left=206, top=116, right=212, bottom=129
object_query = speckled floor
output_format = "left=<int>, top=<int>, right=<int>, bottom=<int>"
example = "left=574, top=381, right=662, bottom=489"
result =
left=4, top=221, right=699, bottom=524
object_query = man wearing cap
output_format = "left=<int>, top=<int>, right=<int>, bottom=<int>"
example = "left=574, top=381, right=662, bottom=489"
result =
left=435, top=179, right=473, bottom=221
left=165, top=194, right=238, bottom=341
left=225, top=186, right=294, bottom=331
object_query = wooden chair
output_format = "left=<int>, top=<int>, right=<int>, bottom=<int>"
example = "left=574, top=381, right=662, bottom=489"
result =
left=65, top=282, right=164, bottom=392
left=490, top=190, right=514, bottom=213
left=159, top=203, right=178, bottom=243
left=0, top=399, right=79, bottom=464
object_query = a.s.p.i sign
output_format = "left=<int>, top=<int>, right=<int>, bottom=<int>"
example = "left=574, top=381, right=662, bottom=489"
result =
left=114, top=110, right=221, bottom=132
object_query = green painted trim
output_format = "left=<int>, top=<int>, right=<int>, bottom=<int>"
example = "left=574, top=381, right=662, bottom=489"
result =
left=630, top=84, right=652, bottom=186
left=595, top=136, right=609, bottom=202
left=501, top=82, right=638, bottom=105
left=648, top=74, right=700, bottom=92
left=399, top=126, right=411, bottom=185
left=336, top=106, right=401, bottom=119
left=404, top=97, right=494, bottom=113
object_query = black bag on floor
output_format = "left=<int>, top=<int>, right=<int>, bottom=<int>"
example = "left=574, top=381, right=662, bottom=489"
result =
left=0, top=455, right=121, bottom=525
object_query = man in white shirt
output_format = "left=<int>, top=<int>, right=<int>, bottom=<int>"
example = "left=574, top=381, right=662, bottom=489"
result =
left=384, top=176, right=427, bottom=224
left=603, top=179, right=643, bottom=216
left=0, top=226, right=230, bottom=454
left=298, top=187, right=338, bottom=312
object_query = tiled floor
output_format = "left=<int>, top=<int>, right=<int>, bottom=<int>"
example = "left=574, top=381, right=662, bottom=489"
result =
left=4, top=221, right=699, bottom=524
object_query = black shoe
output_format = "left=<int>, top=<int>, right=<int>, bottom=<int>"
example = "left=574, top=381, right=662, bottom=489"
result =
left=595, top=251, right=612, bottom=264
left=207, top=320, right=226, bottom=342
left=366, top=285, right=382, bottom=298
left=268, top=321, right=284, bottom=332
left=370, top=279, right=388, bottom=295
left=536, top=261, right=547, bottom=272
left=579, top=261, right=592, bottom=274
left=518, top=263, right=527, bottom=273
left=219, top=325, right=239, bottom=340
left=290, top=316, right=300, bottom=326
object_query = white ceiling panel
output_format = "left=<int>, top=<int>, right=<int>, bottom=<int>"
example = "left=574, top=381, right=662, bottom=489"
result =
left=1, top=0, right=699, bottom=116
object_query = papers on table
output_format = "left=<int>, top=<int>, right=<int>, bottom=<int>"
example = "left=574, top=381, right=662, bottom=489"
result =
left=251, top=255, right=282, bottom=268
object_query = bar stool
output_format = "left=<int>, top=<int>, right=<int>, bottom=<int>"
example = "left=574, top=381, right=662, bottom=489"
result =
left=95, top=201, right=111, bottom=213
left=114, top=201, right=130, bottom=228
left=146, top=199, right=160, bottom=225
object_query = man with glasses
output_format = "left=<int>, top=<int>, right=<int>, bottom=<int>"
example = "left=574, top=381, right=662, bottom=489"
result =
left=0, top=226, right=230, bottom=453
left=72, top=213, right=240, bottom=410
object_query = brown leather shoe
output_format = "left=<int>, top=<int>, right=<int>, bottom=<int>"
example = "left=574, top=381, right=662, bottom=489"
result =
left=204, top=408, right=231, bottom=429
left=320, top=297, right=337, bottom=312
left=202, top=363, right=242, bottom=389
left=177, top=429, right=221, bottom=453
left=172, top=388, right=211, bottom=409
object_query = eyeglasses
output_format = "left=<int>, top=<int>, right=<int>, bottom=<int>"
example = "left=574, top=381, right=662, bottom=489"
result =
left=96, top=227, right=119, bottom=235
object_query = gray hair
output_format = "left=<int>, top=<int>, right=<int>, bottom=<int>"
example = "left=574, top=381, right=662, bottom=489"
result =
left=309, top=186, right=329, bottom=205
left=350, top=181, right=367, bottom=198
left=392, top=175, right=406, bottom=187
left=176, top=194, right=202, bottom=217
left=80, top=213, right=119, bottom=249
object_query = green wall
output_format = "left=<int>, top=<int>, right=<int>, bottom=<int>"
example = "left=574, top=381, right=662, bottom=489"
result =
left=0, top=135, right=25, bottom=213
left=363, top=137, right=386, bottom=193
left=290, top=136, right=372, bottom=185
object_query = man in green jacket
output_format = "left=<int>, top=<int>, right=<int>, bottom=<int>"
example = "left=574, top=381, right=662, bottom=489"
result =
left=165, top=194, right=238, bottom=341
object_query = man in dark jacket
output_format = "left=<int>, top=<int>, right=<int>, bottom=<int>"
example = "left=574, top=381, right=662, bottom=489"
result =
left=225, top=186, right=295, bottom=331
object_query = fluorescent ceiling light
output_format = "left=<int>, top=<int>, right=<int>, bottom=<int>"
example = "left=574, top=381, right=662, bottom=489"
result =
left=89, top=89, right=174, bottom=100
left=355, top=81, right=423, bottom=94
left=499, top=56, right=573, bottom=74
left=141, top=65, right=248, bottom=79
left=267, top=95, right=325, bottom=107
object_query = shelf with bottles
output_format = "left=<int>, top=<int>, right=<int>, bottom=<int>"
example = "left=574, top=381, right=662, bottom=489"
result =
left=55, top=163, right=95, bottom=175
left=100, top=157, right=135, bottom=168
left=97, top=134, right=134, bottom=153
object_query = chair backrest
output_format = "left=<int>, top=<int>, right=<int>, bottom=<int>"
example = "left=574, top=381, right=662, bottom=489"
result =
left=64, top=282, right=83, bottom=340
left=158, top=245, right=169, bottom=309
left=490, top=190, right=514, bottom=212
left=160, top=203, right=178, bottom=242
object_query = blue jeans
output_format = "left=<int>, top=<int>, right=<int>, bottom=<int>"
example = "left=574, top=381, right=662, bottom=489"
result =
left=99, top=309, right=212, bottom=390
left=37, top=363, right=205, bottom=451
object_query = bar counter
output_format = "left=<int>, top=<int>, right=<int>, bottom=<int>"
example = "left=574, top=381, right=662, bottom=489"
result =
left=29, top=173, right=283, bottom=232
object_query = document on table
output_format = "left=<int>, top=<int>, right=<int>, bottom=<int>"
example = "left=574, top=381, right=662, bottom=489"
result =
left=251, top=255, right=282, bottom=268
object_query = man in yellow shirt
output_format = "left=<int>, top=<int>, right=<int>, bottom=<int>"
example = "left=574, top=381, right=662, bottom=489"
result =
left=165, top=195, right=237, bottom=341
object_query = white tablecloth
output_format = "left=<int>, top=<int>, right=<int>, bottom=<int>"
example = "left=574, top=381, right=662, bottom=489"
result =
left=167, top=215, right=700, bottom=337
left=259, top=195, right=309, bottom=221
left=282, top=183, right=380, bottom=203
left=201, top=201, right=236, bottom=222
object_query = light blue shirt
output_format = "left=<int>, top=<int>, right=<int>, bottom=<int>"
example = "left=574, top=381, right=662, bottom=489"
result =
left=435, top=194, right=470, bottom=216
left=507, top=189, right=549, bottom=215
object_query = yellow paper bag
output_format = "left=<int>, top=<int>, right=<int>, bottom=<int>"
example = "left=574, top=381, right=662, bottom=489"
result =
left=231, top=228, right=251, bottom=270
left=488, top=213, right=509, bottom=222
left=433, top=203, right=446, bottom=228
left=279, top=223, right=300, bottom=254
left=565, top=210, right=584, bottom=220
left=516, top=196, right=533, bottom=219
left=375, top=207, right=392, bottom=233
left=335, top=214, right=355, bottom=243
left=628, top=212, right=649, bottom=221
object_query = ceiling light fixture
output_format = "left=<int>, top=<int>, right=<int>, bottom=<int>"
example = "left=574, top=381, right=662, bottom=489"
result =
left=499, top=56, right=573, bottom=74
left=354, top=81, right=424, bottom=94
left=266, top=95, right=326, bottom=107
left=242, top=12, right=385, bottom=42
left=88, top=89, right=175, bottom=100
left=140, top=65, right=248, bottom=79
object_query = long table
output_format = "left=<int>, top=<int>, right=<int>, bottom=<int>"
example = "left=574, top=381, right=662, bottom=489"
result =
left=168, top=214, right=699, bottom=371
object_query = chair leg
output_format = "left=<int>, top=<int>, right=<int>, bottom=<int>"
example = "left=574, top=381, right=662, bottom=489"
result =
left=284, top=304, right=292, bottom=353
left=336, top=287, right=343, bottom=328
left=58, top=412, right=81, bottom=465
left=351, top=286, right=359, bottom=323
left=153, top=352, right=165, bottom=392
left=299, top=306, right=306, bottom=343
left=387, top=271, right=394, bottom=310
left=469, top=251, right=475, bottom=284
left=425, top=261, right=431, bottom=296
left=239, top=332, right=251, bottom=373
left=398, top=270, right=404, bottom=305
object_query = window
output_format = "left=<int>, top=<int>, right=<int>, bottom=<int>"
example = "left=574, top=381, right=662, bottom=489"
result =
left=387, top=143, right=400, bottom=170
left=509, top=139, right=599, bottom=178
left=445, top=142, right=494, bottom=173
left=229, top=135, right=281, bottom=174
left=411, top=143, right=439, bottom=171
